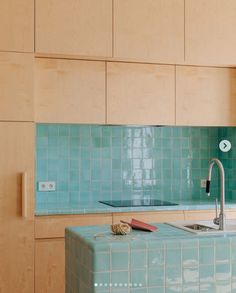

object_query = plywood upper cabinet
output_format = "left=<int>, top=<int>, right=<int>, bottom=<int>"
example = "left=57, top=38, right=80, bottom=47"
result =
left=35, top=58, right=106, bottom=123
left=114, top=0, right=184, bottom=63
left=186, top=0, right=236, bottom=65
left=0, top=0, right=34, bottom=52
left=176, top=66, right=236, bottom=126
left=107, top=62, right=175, bottom=125
left=0, top=52, right=34, bottom=121
left=36, top=0, right=112, bottom=57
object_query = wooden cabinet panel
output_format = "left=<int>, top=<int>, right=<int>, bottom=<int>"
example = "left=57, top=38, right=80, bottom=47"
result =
left=35, top=239, right=65, bottom=293
left=184, top=210, right=216, bottom=221
left=0, top=0, right=34, bottom=52
left=186, top=0, right=236, bottom=65
left=112, top=211, right=185, bottom=224
left=0, top=122, right=34, bottom=293
left=35, top=58, right=106, bottom=123
left=35, top=214, right=112, bottom=293
left=35, top=213, right=113, bottom=239
left=107, top=62, right=175, bottom=125
left=114, top=0, right=184, bottom=63
left=184, top=209, right=236, bottom=221
left=0, top=52, right=34, bottom=121
left=176, top=66, right=236, bottom=126
left=36, top=0, right=112, bottom=57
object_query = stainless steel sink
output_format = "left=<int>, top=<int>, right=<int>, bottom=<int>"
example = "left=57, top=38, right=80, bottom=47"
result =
left=167, top=219, right=236, bottom=235
left=184, top=224, right=217, bottom=232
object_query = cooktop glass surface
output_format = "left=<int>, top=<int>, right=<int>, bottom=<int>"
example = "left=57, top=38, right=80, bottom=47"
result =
left=99, top=199, right=178, bottom=207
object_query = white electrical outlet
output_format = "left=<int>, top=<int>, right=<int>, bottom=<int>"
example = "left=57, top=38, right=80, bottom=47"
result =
left=48, top=181, right=56, bottom=191
left=38, top=181, right=56, bottom=192
left=200, top=179, right=207, bottom=188
left=38, top=181, right=48, bottom=191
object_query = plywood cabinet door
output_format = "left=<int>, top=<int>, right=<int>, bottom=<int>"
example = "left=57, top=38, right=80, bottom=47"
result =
left=35, top=239, right=65, bottom=293
left=114, top=0, right=184, bottom=63
left=0, top=0, right=34, bottom=52
left=107, top=62, right=175, bottom=125
left=0, top=122, right=34, bottom=293
left=0, top=52, right=34, bottom=121
left=35, top=58, right=106, bottom=123
left=186, top=0, right=236, bottom=65
left=36, top=0, right=112, bottom=57
left=176, top=66, right=236, bottom=126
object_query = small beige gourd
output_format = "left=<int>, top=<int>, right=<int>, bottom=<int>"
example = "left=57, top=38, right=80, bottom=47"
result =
left=111, top=223, right=131, bottom=235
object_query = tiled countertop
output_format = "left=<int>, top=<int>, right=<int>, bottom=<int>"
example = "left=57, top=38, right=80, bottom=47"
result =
left=35, top=199, right=236, bottom=216
left=66, top=223, right=236, bottom=292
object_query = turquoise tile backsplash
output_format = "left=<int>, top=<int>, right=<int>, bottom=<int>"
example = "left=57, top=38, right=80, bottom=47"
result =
left=36, top=124, right=223, bottom=210
left=218, top=128, right=236, bottom=200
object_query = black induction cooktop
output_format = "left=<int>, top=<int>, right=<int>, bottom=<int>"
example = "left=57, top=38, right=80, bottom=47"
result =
left=99, top=199, right=178, bottom=207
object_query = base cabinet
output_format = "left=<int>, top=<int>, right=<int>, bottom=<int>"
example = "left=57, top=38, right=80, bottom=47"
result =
left=35, top=213, right=112, bottom=293
left=112, top=210, right=185, bottom=224
left=35, top=239, right=65, bottom=293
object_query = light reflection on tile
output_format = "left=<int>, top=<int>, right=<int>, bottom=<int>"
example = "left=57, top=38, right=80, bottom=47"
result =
left=35, top=124, right=226, bottom=214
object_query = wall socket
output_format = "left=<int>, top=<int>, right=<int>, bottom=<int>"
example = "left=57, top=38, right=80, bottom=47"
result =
left=200, top=179, right=207, bottom=188
left=38, top=181, right=56, bottom=192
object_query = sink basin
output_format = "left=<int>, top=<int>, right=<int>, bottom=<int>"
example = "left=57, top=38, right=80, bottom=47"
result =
left=167, top=219, right=236, bottom=235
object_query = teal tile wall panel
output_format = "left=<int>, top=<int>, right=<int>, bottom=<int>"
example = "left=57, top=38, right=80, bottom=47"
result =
left=36, top=124, right=220, bottom=211
left=218, top=127, right=236, bottom=200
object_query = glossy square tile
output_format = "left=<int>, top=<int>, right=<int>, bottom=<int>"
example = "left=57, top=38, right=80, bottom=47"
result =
left=111, top=252, right=129, bottom=271
left=215, top=245, right=230, bottom=264
left=215, top=264, right=231, bottom=281
left=165, top=286, right=182, bottom=292
left=200, top=283, right=215, bottom=292
left=182, top=247, right=199, bottom=267
left=199, top=246, right=215, bottom=265
left=183, top=285, right=199, bottom=292
left=130, top=270, right=147, bottom=288
left=148, top=249, right=164, bottom=267
left=166, top=249, right=181, bottom=267
left=131, top=250, right=147, bottom=269
left=183, top=267, right=199, bottom=284
left=199, top=265, right=215, bottom=283
left=94, top=253, right=110, bottom=272
left=111, top=271, right=129, bottom=287
left=166, top=266, right=182, bottom=285
left=148, top=268, right=164, bottom=287
left=215, top=281, right=231, bottom=293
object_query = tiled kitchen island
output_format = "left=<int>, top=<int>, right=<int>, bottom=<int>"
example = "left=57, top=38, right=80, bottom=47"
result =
left=65, top=223, right=236, bottom=293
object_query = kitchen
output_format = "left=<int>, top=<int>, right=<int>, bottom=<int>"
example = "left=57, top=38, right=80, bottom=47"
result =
left=2, top=0, right=236, bottom=292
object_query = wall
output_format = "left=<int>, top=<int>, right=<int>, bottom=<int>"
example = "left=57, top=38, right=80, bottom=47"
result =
left=218, top=128, right=236, bottom=200
left=36, top=124, right=221, bottom=210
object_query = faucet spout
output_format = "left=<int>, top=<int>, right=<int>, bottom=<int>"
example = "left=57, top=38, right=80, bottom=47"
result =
left=206, top=158, right=226, bottom=230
